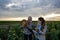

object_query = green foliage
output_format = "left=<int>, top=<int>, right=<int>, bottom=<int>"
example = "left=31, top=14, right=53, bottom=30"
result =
left=0, top=21, right=60, bottom=40
left=46, top=21, right=60, bottom=40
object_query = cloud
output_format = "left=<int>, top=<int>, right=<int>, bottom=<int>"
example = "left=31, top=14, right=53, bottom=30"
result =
left=0, top=0, right=11, bottom=10
left=0, top=8, right=60, bottom=18
left=4, top=0, right=60, bottom=10
left=0, top=0, right=60, bottom=10
left=0, top=0, right=60, bottom=19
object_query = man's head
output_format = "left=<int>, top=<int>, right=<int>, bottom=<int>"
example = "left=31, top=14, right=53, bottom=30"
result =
left=28, top=16, right=32, bottom=22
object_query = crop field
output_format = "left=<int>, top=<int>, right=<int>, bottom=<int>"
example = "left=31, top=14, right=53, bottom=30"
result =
left=0, top=21, right=60, bottom=40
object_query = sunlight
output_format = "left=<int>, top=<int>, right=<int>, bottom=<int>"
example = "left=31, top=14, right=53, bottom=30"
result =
left=0, top=17, right=38, bottom=21
left=42, top=13, right=60, bottom=19
left=0, top=13, right=60, bottom=21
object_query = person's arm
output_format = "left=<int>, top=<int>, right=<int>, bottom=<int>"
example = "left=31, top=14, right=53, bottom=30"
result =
left=39, top=25, right=47, bottom=35
left=26, top=27, right=34, bottom=34
left=32, top=30, right=37, bottom=34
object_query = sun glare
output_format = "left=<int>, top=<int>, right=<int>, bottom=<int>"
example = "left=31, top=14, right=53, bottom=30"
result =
left=0, top=13, right=60, bottom=21
left=42, top=13, right=60, bottom=19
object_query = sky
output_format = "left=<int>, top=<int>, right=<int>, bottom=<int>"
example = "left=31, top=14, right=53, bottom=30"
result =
left=0, top=0, right=60, bottom=21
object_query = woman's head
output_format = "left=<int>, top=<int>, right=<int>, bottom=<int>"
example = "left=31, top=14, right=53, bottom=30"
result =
left=38, top=17, right=45, bottom=25
left=22, top=19, right=28, bottom=28
left=38, top=17, right=45, bottom=31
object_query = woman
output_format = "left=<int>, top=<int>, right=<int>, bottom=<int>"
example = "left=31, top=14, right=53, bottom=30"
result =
left=32, top=17, right=44, bottom=40
left=38, top=17, right=47, bottom=40
left=32, top=17, right=47, bottom=40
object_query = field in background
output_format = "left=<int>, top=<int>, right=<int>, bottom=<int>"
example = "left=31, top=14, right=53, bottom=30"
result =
left=0, top=21, right=60, bottom=40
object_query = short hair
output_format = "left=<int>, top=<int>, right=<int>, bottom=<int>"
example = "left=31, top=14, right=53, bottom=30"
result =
left=21, top=19, right=28, bottom=27
left=28, top=16, right=32, bottom=19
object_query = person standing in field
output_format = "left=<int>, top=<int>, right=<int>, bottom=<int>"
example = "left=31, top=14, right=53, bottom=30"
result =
left=23, top=16, right=33, bottom=40
left=32, top=17, right=47, bottom=40
left=38, top=17, right=47, bottom=40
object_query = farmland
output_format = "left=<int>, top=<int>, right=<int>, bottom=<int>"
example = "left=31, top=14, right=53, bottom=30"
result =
left=0, top=21, right=60, bottom=40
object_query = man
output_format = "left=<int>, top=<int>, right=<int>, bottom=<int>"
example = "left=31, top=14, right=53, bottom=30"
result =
left=24, top=16, right=33, bottom=40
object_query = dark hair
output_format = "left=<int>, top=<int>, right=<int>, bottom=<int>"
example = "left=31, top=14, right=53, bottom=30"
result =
left=38, top=17, right=45, bottom=31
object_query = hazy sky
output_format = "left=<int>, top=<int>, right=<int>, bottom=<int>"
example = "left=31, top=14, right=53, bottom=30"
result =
left=0, top=0, right=60, bottom=21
